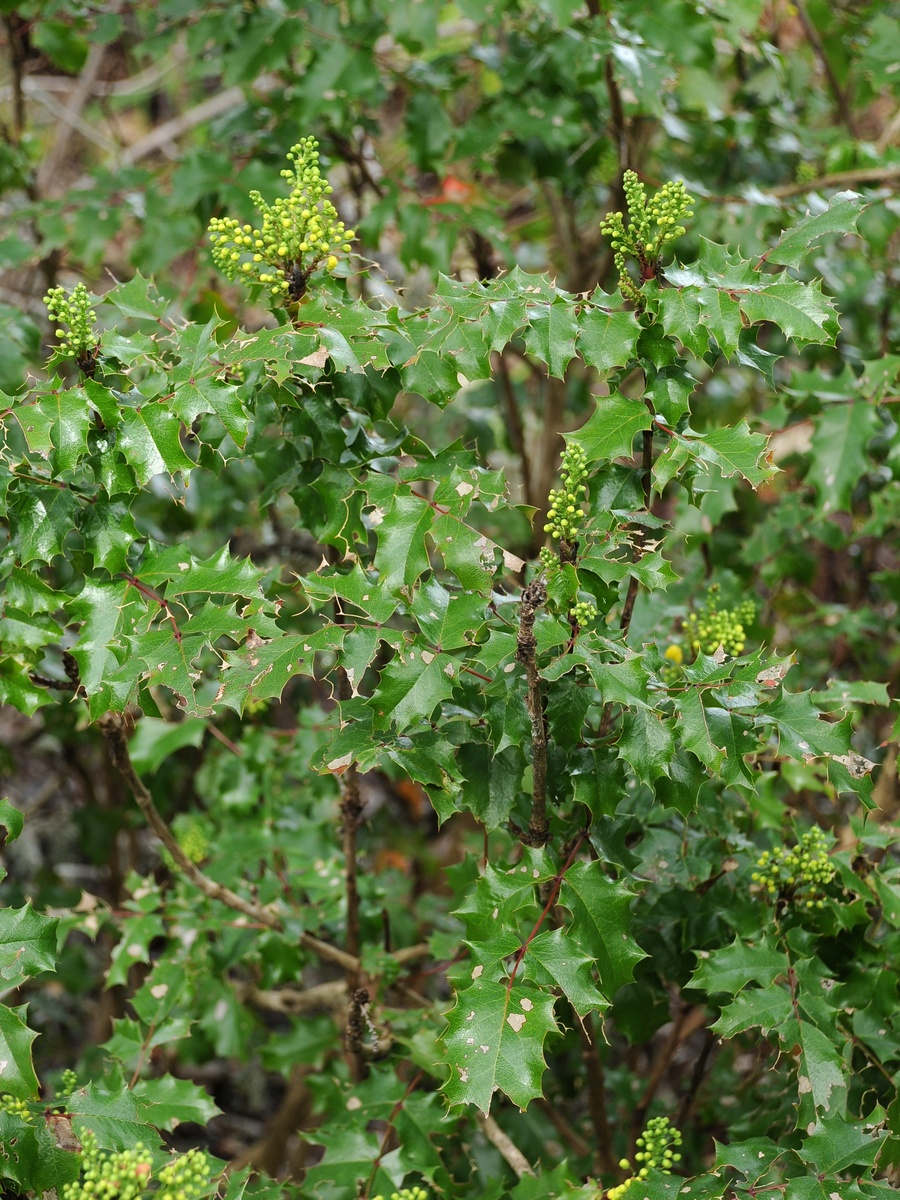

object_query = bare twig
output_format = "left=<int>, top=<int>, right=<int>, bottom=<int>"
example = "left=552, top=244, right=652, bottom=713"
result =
left=495, top=351, right=534, bottom=507
left=97, top=710, right=414, bottom=978
left=792, top=0, right=857, bottom=138
left=619, top=427, right=654, bottom=636
left=534, top=1097, right=592, bottom=1159
left=578, top=1012, right=616, bottom=1174
left=515, top=580, right=550, bottom=846
left=477, top=1113, right=535, bottom=1177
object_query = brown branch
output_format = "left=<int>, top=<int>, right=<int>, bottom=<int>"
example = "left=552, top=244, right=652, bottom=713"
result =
left=793, top=0, right=857, bottom=138
left=495, top=351, right=534, bottom=508
left=619, top=427, right=654, bottom=636
left=578, top=1013, right=616, bottom=1175
left=631, top=1002, right=707, bottom=1145
left=531, top=375, right=567, bottom=555
left=515, top=580, right=550, bottom=846
left=98, top=710, right=401, bottom=977
left=477, top=1113, right=535, bottom=1177
left=534, top=1098, right=592, bottom=1159
left=2, top=13, right=27, bottom=144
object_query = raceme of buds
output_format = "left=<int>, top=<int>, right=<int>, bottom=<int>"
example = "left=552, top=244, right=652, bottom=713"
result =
left=371, top=1189, right=429, bottom=1200
left=61, top=1131, right=211, bottom=1200
left=600, top=170, right=694, bottom=302
left=751, top=825, right=835, bottom=909
left=43, top=283, right=98, bottom=360
left=570, top=600, right=598, bottom=627
left=208, top=137, right=354, bottom=302
left=0, top=1092, right=33, bottom=1121
left=684, top=589, right=755, bottom=659
left=544, top=443, right=589, bottom=544
left=609, top=1116, right=683, bottom=1200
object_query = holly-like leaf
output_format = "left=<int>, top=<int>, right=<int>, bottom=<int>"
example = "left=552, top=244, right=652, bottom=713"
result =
left=130, top=1074, right=221, bottom=1130
left=782, top=1017, right=846, bottom=1118
left=617, top=708, right=674, bottom=783
left=526, top=927, right=609, bottom=1017
left=0, top=798, right=24, bottom=846
left=0, top=1112, right=80, bottom=1193
left=457, top=743, right=524, bottom=829
left=0, top=904, right=58, bottom=991
left=713, top=985, right=793, bottom=1037
left=758, top=686, right=852, bottom=760
left=369, top=649, right=458, bottom=731
left=68, top=1082, right=163, bottom=1151
left=560, top=860, right=645, bottom=998
left=375, top=491, right=433, bottom=593
left=738, top=279, right=838, bottom=348
left=34, top=386, right=91, bottom=473
left=764, top=191, right=864, bottom=269
left=410, top=578, right=487, bottom=651
left=567, top=395, right=653, bottom=463
left=806, top=401, right=878, bottom=514
left=798, top=1113, right=885, bottom=1176
left=117, top=405, right=195, bottom=484
left=442, top=978, right=558, bottom=1113
left=690, top=937, right=787, bottom=996
left=577, top=303, right=641, bottom=371
left=216, top=628, right=344, bottom=712
left=682, top=421, right=774, bottom=486
left=0, top=1003, right=39, bottom=1098
left=522, top=296, right=579, bottom=379
left=678, top=688, right=724, bottom=771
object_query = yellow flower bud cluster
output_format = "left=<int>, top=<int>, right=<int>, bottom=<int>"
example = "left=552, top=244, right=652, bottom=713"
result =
left=544, top=443, right=589, bottom=544
left=751, top=825, right=834, bottom=909
left=207, top=137, right=354, bottom=302
left=59, top=1067, right=79, bottom=1098
left=43, top=283, right=98, bottom=359
left=0, top=1092, right=33, bottom=1121
left=61, top=1132, right=153, bottom=1200
left=600, top=171, right=693, bottom=302
left=570, top=600, right=598, bottom=627
left=608, top=1116, right=682, bottom=1200
left=685, top=590, right=755, bottom=658
left=61, top=1131, right=211, bottom=1200
left=372, top=1189, right=429, bottom=1200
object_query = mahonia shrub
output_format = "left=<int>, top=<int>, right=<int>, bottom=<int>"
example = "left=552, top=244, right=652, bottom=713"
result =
left=0, top=142, right=897, bottom=1200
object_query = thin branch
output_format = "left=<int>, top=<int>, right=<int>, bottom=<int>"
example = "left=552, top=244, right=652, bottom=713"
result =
left=578, top=1012, right=616, bottom=1175
left=477, top=1113, right=535, bottom=1178
left=2, top=13, right=27, bottom=143
left=515, top=580, right=550, bottom=846
left=534, top=1097, right=592, bottom=1159
left=619, top=427, right=654, bottom=636
left=495, top=351, right=534, bottom=508
left=710, top=166, right=900, bottom=203
left=631, top=1002, right=707, bottom=1144
left=97, top=710, right=407, bottom=977
left=792, top=0, right=857, bottom=138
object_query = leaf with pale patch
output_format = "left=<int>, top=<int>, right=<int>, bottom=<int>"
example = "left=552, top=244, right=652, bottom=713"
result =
left=560, top=860, right=645, bottom=998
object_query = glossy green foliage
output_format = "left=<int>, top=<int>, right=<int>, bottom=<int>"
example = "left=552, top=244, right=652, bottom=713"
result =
left=2, top=2, right=900, bottom=1199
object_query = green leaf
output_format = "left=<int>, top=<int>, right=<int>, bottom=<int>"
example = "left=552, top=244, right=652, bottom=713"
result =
left=216, top=629, right=343, bottom=713
left=526, top=928, right=609, bottom=1018
left=172, top=377, right=248, bottom=446
left=0, top=1112, right=80, bottom=1193
left=678, top=688, right=724, bottom=771
left=68, top=1082, right=163, bottom=1151
left=457, top=743, right=524, bottom=829
left=410, top=578, right=487, bottom=651
left=617, top=708, right=674, bottom=784
left=34, top=386, right=92, bottom=473
left=567, top=395, right=653, bottom=463
left=645, top=365, right=697, bottom=425
left=560, top=861, right=645, bottom=997
left=369, top=650, right=458, bottom=731
left=118, top=404, right=195, bottom=483
left=738, top=279, right=838, bottom=348
left=682, top=421, right=774, bottom=486
left=8, top=485, right=78, bottom=565
left=0, top=904, right=58, bottom=991
left=690, top=937, right=787, bottom=996
left=577, top=303, right=641, bottom=371
left=765, top=191, right=865, bottom=269
left=0, top=798, right=24, bottom=846
left=0, top=1004, right=39, bottom=1099
left=442, top=978, right=558, bottom=1113
left=130, top=1074, right=221, bottom=1130
left=806, top=402, right=878, bottom=514
left=522, top=296, right=579, bottom=379
left=798, top=1113, right=885, bottom=1175
left=758, top=686, right=852, bottom=760
left=375, top=491, right=433, bottom=593
left=128, top=717, right=208, bottom=775
left=781, top=1017, right=846, bottom=1118
left=712, top=985, right=792, bottom=1038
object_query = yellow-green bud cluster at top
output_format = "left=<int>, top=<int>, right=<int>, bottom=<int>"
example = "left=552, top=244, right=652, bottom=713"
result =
left=0, top=1092, right=33, bottom=1122
left=751, top=825, right=834, bottom=909
left=609, top=1116, right=682, bottom=1200
left=62, top=1131, right=211, bottom=1200
left=43, top=283, right=98, bottom=358
left=685, top=589, right=755, bottom=658
left=600, top=171, right=693, bottom=303
left=208, top=137, right=354, bottom=301
left=571, top=600, right=598, bottom=627
left=544, top=443, right=589, bottom=543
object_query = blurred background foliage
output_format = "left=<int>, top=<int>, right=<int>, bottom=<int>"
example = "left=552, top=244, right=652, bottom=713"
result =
left=2, top=0, right=900, bottom=1192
